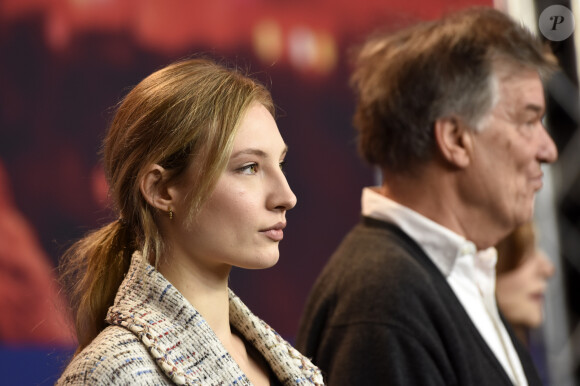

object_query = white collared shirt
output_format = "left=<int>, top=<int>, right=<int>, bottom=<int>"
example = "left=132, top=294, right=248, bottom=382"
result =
left=362, top=187, right=528, bottom=386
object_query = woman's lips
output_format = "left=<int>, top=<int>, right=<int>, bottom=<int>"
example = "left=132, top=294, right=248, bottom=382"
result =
left=530, top=292, right=544, bottom=303
left=262, top=229, right=284, bottom=241
left=260, top=222, right=286, bottom=241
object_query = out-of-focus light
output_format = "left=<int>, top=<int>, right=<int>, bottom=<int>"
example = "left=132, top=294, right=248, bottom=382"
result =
left=313, top=31, right=337, bottom=74
left=288, top=26, right=317, bottom=71
left=71, top=0, right=110, bottom=6
left=253, top=19, right=283, bottom=65
left=46, top=10, right=70, bottom=51
left=91, top=165, right=110, bottom=207
left=288, top=26, right=337, bottom=75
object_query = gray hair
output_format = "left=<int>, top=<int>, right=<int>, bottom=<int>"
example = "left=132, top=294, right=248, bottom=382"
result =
left=351, top=7, right=557, bottom=173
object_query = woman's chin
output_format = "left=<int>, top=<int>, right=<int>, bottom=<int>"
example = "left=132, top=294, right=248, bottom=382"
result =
left=238, top=254, right=280, bottom=270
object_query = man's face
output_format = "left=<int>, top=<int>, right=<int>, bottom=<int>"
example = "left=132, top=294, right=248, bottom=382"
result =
left=465, top=67, right=557, bottom=240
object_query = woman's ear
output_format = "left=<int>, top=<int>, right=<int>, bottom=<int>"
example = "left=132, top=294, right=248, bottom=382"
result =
left=140, top=164, right=174, bottom=212
left=433, top=116, right=472, bottom=168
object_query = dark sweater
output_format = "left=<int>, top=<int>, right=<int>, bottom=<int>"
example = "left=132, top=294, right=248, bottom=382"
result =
left=296, top=217, right=542, bottom=385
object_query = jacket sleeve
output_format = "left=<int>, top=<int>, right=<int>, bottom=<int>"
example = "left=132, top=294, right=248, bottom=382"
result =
left=314, top=322, right=453, bottom=386
left=56, top=327, right=171, bottom=385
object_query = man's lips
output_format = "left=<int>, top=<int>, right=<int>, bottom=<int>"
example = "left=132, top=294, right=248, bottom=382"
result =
left=530, top=173, right=544, bottom=191
left=260, top=222, right=286, bottom=241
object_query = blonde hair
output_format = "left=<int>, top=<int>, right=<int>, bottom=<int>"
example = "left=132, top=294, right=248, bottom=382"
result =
left=60, top=58, right=274, bottom=353
left=496, top=221, right=536, bottom=275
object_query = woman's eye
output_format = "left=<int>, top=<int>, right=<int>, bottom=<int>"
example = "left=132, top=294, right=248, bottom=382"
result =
left=239, top=163, right=259, bottom=175
left=279, top=160, right=287, bottom=172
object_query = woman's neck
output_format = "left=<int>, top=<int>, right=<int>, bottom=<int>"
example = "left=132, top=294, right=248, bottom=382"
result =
left=157, top=250, right=232, bottom=338
left=157, top=251, right=272, bottom=385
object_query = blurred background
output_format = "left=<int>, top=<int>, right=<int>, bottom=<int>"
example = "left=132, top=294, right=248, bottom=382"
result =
left=1, top=0, right=579, bottom=384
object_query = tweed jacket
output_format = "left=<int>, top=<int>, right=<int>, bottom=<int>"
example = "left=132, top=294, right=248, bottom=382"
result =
left=58, top=251, right=324, bottom=385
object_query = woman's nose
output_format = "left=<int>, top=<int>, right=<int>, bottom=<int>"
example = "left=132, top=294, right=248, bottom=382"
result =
left=538, top=251, right=555, bottom=278
left=270, top=170, right=297, bottom=211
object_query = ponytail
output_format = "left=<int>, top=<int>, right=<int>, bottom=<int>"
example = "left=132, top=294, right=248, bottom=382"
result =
left=60, top=219, right=134, bottom=353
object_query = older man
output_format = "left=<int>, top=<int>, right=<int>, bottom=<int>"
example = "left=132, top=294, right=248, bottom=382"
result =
left=297, top=7, right=558, bottom=386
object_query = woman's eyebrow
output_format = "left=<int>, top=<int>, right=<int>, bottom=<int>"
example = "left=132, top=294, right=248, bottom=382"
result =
left=230, top=148, right=268, bottom=159
left=231, top=145, right=289, bottom=159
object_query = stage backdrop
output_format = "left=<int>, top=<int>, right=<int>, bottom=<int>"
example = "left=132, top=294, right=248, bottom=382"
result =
left=0, top=0, right=490, bottom=384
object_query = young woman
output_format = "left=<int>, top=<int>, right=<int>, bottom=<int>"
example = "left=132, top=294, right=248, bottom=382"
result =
left=57, top=58, right=324, bottom=385
left=495, top=221, right=555, bottom=344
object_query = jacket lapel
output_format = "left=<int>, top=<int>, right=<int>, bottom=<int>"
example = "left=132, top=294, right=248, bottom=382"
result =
left=106, top=252, right=250, bottom=385
left=229, top=290, right=323, bottom=385
left=106, top=251, right=323, bottom=385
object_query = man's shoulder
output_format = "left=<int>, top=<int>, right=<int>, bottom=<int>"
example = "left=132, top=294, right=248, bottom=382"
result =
left=56, top=326, right=167, bottom=385
left=297, top=218, right=457, bottom=360
left=325, top=218, right=432, bottom=280
left=309, top=219, right=443, bottom=318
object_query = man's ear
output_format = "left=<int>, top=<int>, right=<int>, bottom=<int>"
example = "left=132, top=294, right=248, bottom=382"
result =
left=140, top=164, right=174, bottom=212
left=433, top=116, right=472, bottom=168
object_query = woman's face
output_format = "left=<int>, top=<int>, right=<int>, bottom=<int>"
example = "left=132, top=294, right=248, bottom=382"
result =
left=496, top=249, right=555, bottom=328
left=169, top=102, right=297, bottom=272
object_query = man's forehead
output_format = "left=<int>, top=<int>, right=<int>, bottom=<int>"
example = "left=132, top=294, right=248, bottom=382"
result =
left=496, top=69, right=545, bottom=106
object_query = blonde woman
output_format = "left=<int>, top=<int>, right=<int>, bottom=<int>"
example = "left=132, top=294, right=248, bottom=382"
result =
left=57, top=58, right=323, bottom=385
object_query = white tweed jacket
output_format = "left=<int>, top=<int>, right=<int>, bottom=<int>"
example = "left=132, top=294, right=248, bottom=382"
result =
left=57, top=251, right=324, bottom=385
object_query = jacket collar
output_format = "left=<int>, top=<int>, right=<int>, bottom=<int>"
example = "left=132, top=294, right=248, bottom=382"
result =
left=106, top=251, right=323, bottom=385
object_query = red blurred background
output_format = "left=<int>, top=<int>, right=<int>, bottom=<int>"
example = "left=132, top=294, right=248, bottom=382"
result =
left=0, top=0, right=490, bottom=383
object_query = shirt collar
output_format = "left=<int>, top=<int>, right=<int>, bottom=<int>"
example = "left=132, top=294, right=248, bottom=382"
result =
left=361, top=187, right=496, bottom=277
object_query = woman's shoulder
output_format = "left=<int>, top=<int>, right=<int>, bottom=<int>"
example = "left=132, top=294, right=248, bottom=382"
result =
left=56, top=325, right=170, bottom=385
